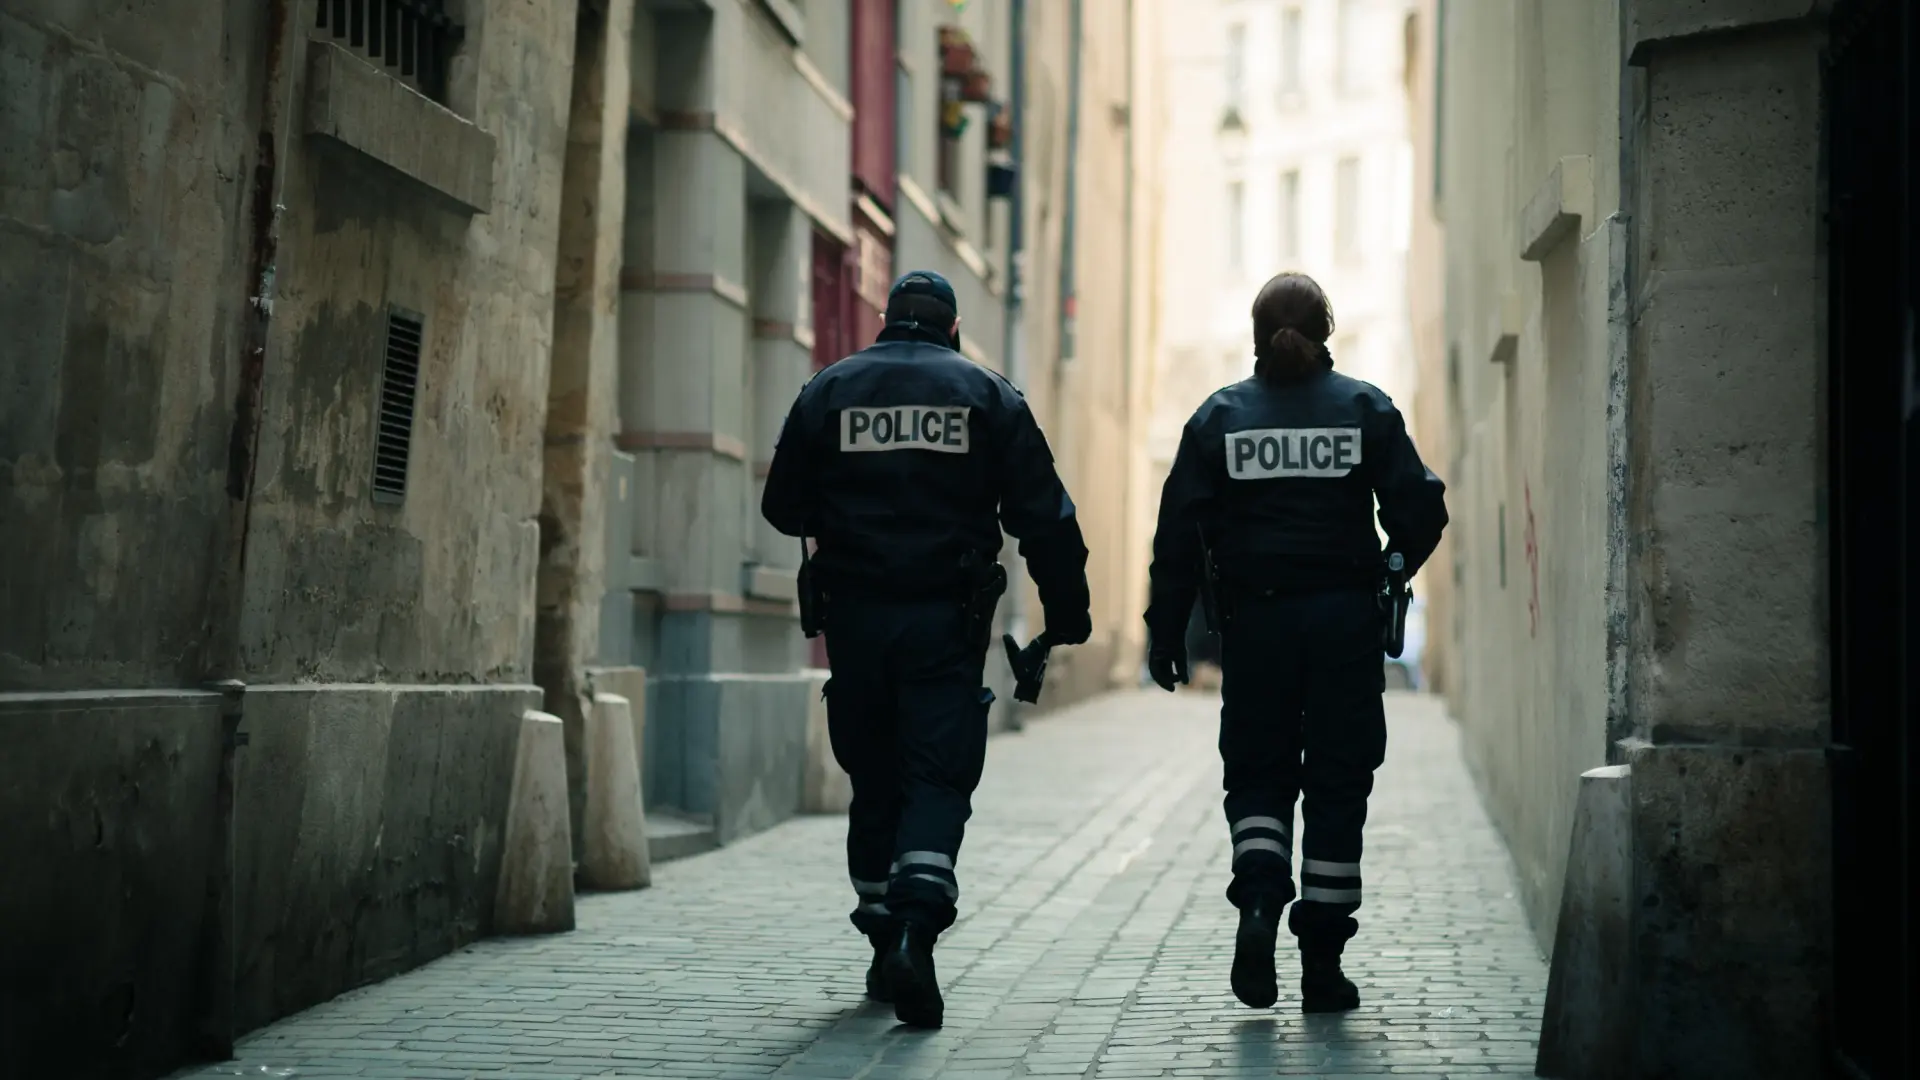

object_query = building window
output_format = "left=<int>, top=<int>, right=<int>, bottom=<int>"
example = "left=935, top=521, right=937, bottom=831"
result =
left=1225, top=22, right=1247, bottom=113
left=1279, top=169, right=1300, bottom=260
left=937, top=78, right=961, bottom=195
left=1226, top=179, right=1245, bottom=276
left=1279, top=7, right=1304, bottom=96
left=1336, top=0, right=1362, bottom=94
left=315, top=0, right=465, bottom=104
left=896, top=60, right=913, bottom=175
left=1335, top=155, right=1361, bottom=259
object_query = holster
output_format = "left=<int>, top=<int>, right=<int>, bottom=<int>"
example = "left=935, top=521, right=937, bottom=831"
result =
left=798, top=539, right=825, bottom=639
left=1196, top=525, right=1225, bottom=639
left=1378, top=552, right=1410, bottom=659
left=959, top=551, right=1009, bottom=655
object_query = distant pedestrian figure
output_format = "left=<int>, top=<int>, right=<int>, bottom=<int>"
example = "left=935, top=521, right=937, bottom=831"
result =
left=762, top=271, right=1093, bottom=1029
left=1143, top=272, right=1448, bottom=1012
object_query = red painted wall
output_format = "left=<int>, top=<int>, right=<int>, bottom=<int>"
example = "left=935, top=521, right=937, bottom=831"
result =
left=850, top=0, right=897, bottom=209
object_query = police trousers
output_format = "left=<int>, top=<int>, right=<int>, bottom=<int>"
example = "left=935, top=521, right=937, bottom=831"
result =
left=1218, top=587, right=1387, bottom=945
left=824, top=595, right=994, bottom=939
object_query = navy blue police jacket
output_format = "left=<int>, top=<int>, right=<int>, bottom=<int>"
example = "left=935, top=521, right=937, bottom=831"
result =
left=761, top=325, right=1091, bottom=624
left=1143, top=365, right=1448, bottom=648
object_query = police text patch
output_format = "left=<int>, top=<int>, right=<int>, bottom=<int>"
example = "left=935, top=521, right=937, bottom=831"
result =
left=841, top=406, right=972, bottom=453
left=1225, top=427, right=1362, bottom=479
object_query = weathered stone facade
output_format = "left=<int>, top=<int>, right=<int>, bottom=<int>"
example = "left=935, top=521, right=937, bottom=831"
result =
left=2, top=1, right=579, bottom=1074
left=1, top=1, right=1156, bottom=1076
left=1417, top=1, right=1835, bottom=1074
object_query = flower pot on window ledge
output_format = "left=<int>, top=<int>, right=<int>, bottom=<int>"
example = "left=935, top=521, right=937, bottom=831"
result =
left=987, top=103, right=1013, bottom=150
left=959, top=70, right=992, bottom=103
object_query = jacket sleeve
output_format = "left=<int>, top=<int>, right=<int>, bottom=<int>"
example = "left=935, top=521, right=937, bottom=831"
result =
left=1144, top=415, right=1221, bottom=650
left=1367, top=401, right=1449, bottom=577
left=993, top=394, right=1091, bottom=628
left=760, top=391, right=813, bottom=538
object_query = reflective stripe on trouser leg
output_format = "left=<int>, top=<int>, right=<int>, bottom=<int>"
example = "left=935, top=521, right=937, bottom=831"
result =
left=889, top=850, right=960, bottom=913
left=851, top=876, right=892, bottom=923
left=1230, top=815, right=1293, bottom=871
left=1298, top=858, right=1362, bottom=906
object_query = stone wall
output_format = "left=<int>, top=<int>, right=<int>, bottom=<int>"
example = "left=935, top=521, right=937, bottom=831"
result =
left=1436, top=1, right=1833, bottom=1074
left=0, top=0, right=264, bottom=693
left=0, top=0, right=588, bottom=1074
left=1435, top=0, right=1622, bottom=948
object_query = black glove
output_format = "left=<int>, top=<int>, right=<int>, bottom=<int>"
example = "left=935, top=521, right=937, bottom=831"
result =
left=1046, top=607, right=1092, bottom=647
left=1147, top=647, right=1189, bottom=693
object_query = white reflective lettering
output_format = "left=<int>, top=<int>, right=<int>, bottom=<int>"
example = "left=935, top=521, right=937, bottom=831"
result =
left=842, top=406, right=972, bottom=453
left=1225, top=427, right=1362, bottom=479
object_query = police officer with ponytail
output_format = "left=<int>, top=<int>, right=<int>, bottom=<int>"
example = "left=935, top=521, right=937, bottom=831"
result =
left=763, top=271, right=1092, bottom=1030
left=1144, top=272, right=1447, bottom=1013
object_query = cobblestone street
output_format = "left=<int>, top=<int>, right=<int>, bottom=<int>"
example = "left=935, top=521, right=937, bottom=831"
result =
left=178, top=691, right=1546, bottom=1080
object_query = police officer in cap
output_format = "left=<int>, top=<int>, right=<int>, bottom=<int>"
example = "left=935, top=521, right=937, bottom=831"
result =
left=762, top=270, right=1092, bottom=1029
left=1143, top=272, right=1447, bottom=1013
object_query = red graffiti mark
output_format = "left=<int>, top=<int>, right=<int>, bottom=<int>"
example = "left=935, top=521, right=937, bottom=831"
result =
left=1523, top=481, right=1541, bottom=638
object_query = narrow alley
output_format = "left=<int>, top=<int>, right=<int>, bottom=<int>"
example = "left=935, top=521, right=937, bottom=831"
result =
left=178, top=693, right=1544, bottom=1080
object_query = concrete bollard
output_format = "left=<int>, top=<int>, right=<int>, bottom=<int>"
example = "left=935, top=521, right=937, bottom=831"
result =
left=581, top=692, right=651, bottom=890
left=1536, top=764, right=1633, bottom=1079
left=802, top=673, right=852, bottom=813
left=494, top=710, right=576, bottom=934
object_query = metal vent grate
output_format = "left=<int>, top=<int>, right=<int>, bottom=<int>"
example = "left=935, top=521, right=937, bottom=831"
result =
left=372, top=309, right=423, bottom=504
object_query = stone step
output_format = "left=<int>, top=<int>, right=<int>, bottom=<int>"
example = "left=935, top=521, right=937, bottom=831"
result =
left=645, top=808, right=718, bottom=863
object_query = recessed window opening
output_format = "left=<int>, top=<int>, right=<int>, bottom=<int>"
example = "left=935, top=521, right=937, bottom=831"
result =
left=315, top=0, right=466, bottom=103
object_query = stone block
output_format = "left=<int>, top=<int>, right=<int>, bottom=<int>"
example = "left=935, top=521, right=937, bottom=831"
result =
left=495, top=710, right=577, bottom=935
left=303, top=39, right=496, bottom=215
left=0, top=690, right=223, bottom=1079
left=230, top=684, right=532, bottom=1031
left=580, top=693, right=651, bottom=890
left=1626, top=0, right=1825, bottom=64
left=1520, top=156, right=1594, bottom=263
left=588, top=666, right=650, bottom=779
left=1537, top=765, right=1632, bottom=1080
left=800, top=672, right=851, bottom=813
left=1624, top=742, right=1829, bottom=1079
left=658, top=673, right=812, bottom=844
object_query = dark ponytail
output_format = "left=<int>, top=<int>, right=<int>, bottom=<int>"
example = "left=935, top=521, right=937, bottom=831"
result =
left=1250, top=272, right=1335, bottom=383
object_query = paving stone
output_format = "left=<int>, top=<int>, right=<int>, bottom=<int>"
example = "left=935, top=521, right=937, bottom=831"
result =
left=175, top=692, right=1546, bottom=1079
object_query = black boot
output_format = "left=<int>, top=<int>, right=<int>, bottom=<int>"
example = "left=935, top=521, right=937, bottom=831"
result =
left=1299, top=939, right=1360, bottom=1013
left=1230, top=896, right=1284, bottom=1009
left=864, top=936, right=892, bottom=1003
left=881, top=923, right=943, bottom=1028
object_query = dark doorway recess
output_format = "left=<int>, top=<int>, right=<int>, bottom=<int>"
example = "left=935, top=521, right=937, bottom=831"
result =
left=1826, top=1, right=1916, bottom=1076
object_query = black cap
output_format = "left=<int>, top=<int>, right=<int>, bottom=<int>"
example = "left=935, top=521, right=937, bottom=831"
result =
left=886, top=271, right=959, bottom=323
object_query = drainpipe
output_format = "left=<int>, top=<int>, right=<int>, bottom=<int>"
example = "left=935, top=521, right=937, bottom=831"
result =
left=1002, top=0, right=1030, bottom=729
left=1119, top=0, right=1136, bottom=684
left=1058, top=0, right=1083, bottom=373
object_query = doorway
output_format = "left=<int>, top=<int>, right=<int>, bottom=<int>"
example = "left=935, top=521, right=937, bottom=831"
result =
left=1826, top=1, right=1915, bottom=1076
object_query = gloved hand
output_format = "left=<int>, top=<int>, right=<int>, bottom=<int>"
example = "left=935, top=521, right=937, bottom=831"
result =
left=1148, top=647, right=1189, bottom=693
left=1045, top=607, right=1093, bottom=647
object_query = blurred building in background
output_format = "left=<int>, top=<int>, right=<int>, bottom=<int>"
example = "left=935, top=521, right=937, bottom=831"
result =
left=1147, top=0, right=1419, bottom=667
